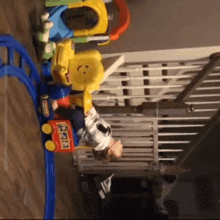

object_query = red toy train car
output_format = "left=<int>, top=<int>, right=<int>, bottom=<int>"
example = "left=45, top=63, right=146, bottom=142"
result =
left=42, top=120, right=75, bottom=153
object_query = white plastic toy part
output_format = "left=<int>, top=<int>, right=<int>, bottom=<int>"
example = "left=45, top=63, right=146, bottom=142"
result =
left=100, top=174, right=114, bottom=194
left=39, top=12, right=54, bottom=43
left=103, top=0, right=112, bottom=3
left=98, top=174, right=114, bottom=200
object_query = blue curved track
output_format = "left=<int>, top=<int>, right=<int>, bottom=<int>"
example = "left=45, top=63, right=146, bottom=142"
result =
left=0, top=35, right=55, bottom=219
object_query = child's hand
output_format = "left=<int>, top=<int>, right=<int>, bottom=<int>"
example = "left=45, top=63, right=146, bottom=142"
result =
left=108, top=140, right=123, bottom=158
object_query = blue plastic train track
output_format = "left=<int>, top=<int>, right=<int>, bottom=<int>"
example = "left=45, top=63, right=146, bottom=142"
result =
left=0, top=35, right=55, bottom=219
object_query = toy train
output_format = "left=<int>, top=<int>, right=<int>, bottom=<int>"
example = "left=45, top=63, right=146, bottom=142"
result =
left=39, top=94, right=76, bottom=152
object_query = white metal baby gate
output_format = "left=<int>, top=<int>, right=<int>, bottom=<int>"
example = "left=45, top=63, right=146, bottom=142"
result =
left=74, top=48, right=220, bottom=177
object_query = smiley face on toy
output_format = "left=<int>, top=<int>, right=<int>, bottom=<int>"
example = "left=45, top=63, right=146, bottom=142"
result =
left=77, top=64, right=90, bottom=75
left=69, top=50, right=105, bottom=92
left=76, top=64, right=95, bottom=84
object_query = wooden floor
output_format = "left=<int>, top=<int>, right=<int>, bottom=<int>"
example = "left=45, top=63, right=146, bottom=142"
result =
left=0, top=0, right=89, bottom=219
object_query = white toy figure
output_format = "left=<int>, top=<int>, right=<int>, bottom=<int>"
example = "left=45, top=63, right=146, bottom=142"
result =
left=38, top=12, right=56, bottom=60
left=78, top=106, right=123, bottom=159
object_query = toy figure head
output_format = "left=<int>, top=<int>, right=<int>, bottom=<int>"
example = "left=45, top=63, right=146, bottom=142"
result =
left=102, top=139, right=123, bottom=163
left=108, top=139, right=123, bottom=158
left=69, top=50, right=105, bottom=92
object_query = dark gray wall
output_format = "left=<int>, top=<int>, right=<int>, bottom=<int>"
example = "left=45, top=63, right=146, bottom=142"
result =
left=100, top=0, right=220, bottom=54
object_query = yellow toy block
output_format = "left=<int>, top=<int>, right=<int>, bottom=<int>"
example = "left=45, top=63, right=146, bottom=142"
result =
left=51, top=38, right=104, bottom=91
left=51, top=37, right=104, bottom=114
